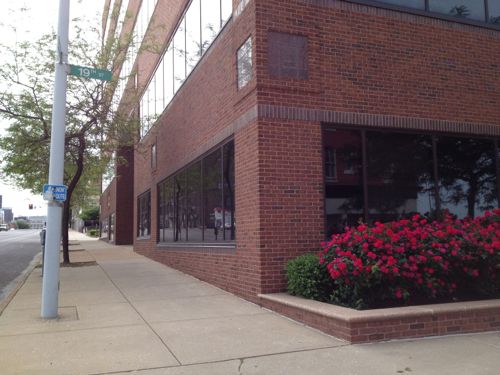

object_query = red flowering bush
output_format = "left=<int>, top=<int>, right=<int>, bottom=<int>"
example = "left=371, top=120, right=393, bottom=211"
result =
left=318, top=210, right=500, bottom=309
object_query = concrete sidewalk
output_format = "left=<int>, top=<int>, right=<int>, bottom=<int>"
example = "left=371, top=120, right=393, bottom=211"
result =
left=0, top=231, right=498, bottom=374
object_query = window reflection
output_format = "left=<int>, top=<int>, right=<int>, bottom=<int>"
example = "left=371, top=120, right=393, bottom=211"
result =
left=237, top=37, right=253, bottom=89
left=323, top=129, right=364, bottom=236
left=138, top=191, right=151, bottom=237
left=173, top=18, right=186, bottom=91
left=164, top=46, right=174, bottom=103
left=186, top=0, right=202, bottom=76
left=323, top=128, right=500, bottom=236
left=429, top=0, right=485, bottom=21
left=490, top=0, right=500, bottom=24
left=437, top=137, right=497, bottom=218
left=139, top=0, right=233, bottom=138
left=367, top=132, right=435, bottom=223
left=201, top=0, right=220, bottom=53
left=157, top=141, right=235, bottom=244
left=186, top=162, right=203, bottom=241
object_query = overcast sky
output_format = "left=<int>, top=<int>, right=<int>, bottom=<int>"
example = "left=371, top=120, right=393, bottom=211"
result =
left=0, top=0, right=103, bottom=218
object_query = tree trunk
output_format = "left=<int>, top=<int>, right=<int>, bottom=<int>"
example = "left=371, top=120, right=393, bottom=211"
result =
left=61, top=200, right=71, bottom=264
left=60, top=133, right=86, bottom=264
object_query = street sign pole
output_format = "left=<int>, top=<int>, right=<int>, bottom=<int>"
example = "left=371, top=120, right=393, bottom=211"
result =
left=41, top=0, right=70, bottom=319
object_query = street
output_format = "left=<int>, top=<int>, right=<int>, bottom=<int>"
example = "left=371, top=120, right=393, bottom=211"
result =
left=0, top=229, right=41, bottom=302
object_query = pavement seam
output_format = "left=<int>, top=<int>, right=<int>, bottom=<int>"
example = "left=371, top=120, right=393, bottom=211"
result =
left=97, top=263, right=183, bottom=366
left=89, top=344, right=350, bottom=375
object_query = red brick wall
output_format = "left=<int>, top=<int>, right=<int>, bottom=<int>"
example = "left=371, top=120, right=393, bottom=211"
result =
left=127, top=0, right=500, bottom=300
left=132, top=0, right=263, bottom=300
left=255, top=0, right=500, bottom=124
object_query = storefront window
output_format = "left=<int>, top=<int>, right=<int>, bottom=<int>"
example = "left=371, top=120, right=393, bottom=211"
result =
left=157, top=140, right=235, bottom=244
left=323, top=127, right=500, bottom=236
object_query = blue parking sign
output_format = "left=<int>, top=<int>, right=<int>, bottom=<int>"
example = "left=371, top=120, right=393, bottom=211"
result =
left=43, top=184, right=68, bottom=202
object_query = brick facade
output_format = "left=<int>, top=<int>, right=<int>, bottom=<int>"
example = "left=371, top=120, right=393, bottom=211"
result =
left=104, top=0, right=500, bottom=301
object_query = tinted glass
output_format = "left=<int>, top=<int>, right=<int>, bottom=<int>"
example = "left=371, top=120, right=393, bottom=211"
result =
left=203, top=149, right=223, bottom=242
left=489, top=0, right=500, bottom=23
left=429, top=0, right=485, bottom=21
left=323, top=129, right=364, bottom=236
left=162, top=179, right=176, bottom=242
left=223, top=142, right=236, bottom=240
left=174, top=171, right=187, bottom=241
left=378, top=0, right=424, bottom=10
left=367, top=132, right=435, bottom=224
left=138, top=192, right=150, bottom=237
left=437, top=137, right=497, bottom=218
left=186, top=162, right=203, bottom=241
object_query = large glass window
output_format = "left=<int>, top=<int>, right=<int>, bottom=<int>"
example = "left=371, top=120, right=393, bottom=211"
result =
left=164, top=46, right=174, bottom=104
left=324, top=129, right=364, bottom=236
left=173, top=18, right=186, bottom=92
left=157, top=140, right=235, bottom=244
left=138, top=0, right=233, bottom=138
left=323, top=128, right=500, bottom=236
left=367, top=1, right=500, bottom=25
left=366, top=131, right=435, bottom=224
left=201, top=0, right=221, bottom=53
left=429, top=0, right=485, bottom=21
left=490, top=0, right=500, bottom=23
left=437, top=137, right=498, bottom=218
left=186, top=0, right=202, bottom=76
left=137, top=191, right=151, bottom=238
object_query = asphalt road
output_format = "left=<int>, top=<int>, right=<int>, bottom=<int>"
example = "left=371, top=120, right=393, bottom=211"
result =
left=0, top=229, right=42, bottom=302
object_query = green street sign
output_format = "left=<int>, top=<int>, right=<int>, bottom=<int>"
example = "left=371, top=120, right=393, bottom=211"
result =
left=69, top=64, right=112, bottom=82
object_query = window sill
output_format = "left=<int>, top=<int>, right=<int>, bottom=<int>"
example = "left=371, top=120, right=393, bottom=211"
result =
left=157, top=242, right=236, bottom=250
left=136, top=236, right=151, bottom=241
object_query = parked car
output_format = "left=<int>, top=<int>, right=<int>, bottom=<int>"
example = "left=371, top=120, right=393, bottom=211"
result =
left=0, top=224, right=8, bottom=231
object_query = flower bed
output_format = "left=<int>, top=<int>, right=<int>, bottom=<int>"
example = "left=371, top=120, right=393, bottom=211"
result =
left=287, top=211, right=500, bottom=310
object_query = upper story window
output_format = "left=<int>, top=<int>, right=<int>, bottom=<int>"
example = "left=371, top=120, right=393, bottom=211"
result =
left=237, top=37, right=253, bottom=89
left=139, top=0, right=233, bottom=138
left=367, top=0, right=500, bottom=25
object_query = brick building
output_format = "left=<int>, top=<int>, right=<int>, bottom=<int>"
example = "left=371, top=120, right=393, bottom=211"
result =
left=101, top=0, right=500, bottom=301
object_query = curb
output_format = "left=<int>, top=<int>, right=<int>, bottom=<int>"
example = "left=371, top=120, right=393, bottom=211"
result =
left=0, top=253, right=42, bottom=315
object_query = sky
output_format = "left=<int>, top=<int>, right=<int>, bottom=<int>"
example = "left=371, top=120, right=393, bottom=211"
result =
left=0, top=0, right=103, bottom=218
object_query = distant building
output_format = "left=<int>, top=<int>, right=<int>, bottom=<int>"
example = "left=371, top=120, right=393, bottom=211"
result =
left=1, top=208, right=13, bottom=224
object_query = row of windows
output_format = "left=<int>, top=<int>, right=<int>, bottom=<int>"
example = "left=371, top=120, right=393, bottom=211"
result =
left=139, top=0, right=233, bottom=138
left=157, top=141, right=235, bottom=244
left=111, top=0, right=158, bottom=114
left=370, top=0, right=500, bottom=24
left=324, top=128, right=500, bottom=236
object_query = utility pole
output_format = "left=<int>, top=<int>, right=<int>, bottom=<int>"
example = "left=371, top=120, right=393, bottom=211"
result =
left=41, top=0, right=70, bottom=319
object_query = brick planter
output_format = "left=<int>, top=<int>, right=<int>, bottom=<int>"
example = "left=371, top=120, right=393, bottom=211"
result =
left=259, top=293, right=500, bottom=343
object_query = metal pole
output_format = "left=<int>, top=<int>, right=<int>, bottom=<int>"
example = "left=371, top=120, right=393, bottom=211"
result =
left=41, top=0, right=70, bottom=319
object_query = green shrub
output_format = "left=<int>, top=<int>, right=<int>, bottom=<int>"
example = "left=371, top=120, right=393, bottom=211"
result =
left=88, top=228, right=99, bottom=237
left=286, top=253, right=332, bottom=301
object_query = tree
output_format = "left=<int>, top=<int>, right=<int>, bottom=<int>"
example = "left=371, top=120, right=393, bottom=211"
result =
left=0, top=11, right=138, bottom=263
